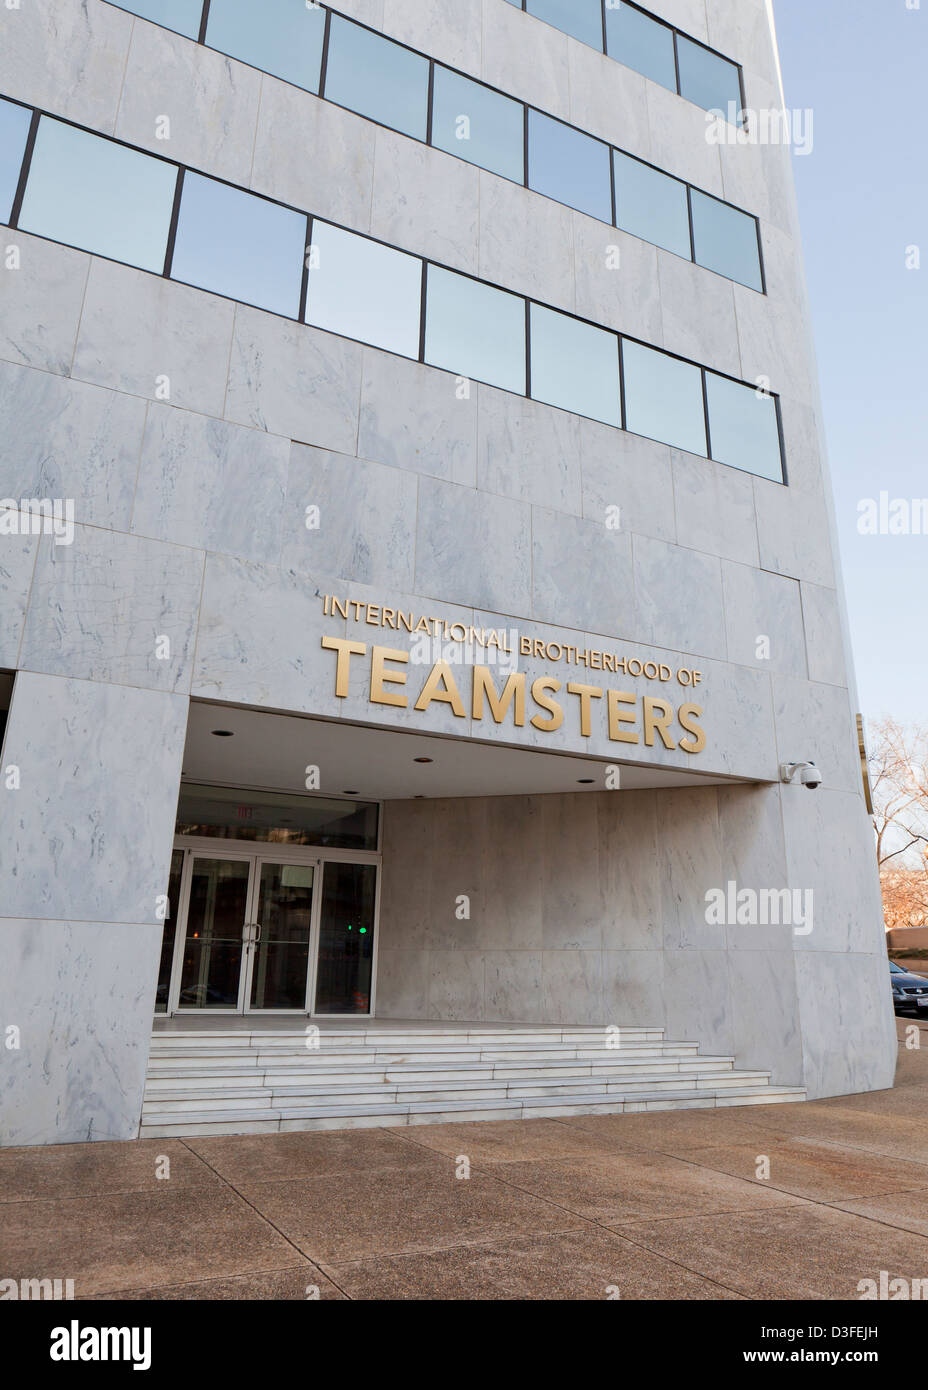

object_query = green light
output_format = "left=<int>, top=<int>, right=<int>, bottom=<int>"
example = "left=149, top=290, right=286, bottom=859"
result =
left=347, top=923, right=353, bottom=930
left=360, top=927, right=368, bottom=934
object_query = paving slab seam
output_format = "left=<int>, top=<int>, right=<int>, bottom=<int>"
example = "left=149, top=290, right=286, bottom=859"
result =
left=88, top=1263, right=315, bottom=1301
left=173, top=1139, right=355, bottom=1302
left=371, top=1128, right=750, bottom=1299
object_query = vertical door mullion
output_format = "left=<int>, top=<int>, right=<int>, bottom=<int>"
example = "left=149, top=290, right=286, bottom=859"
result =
left=166, top=849, right=195, bottom=1016
left=240, top=856, right=261, bottom=1014
left=306, top=859, right=326, bottom=1014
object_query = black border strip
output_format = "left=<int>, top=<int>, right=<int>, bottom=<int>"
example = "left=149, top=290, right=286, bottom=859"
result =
left=7, top=108, right=40, bottom=229
left=162, top=165, right=185, bottom=277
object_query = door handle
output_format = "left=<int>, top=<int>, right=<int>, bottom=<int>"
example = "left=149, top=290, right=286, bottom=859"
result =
left=242, top=922, right=262, bottom=947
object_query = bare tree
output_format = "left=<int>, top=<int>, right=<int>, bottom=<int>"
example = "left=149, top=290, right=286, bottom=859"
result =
left=868, top=718, right=928, bottom=932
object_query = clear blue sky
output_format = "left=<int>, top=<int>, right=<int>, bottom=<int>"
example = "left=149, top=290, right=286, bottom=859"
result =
left=773, top=0, right=928, bottom=724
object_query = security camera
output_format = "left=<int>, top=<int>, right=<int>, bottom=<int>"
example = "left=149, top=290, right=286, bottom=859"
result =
left=780, top=761, right=822, bottom=790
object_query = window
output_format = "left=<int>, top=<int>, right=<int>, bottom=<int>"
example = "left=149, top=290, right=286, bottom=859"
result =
left=306, top=221, right=422, bottom=358
left=424, top=265, right=526, bottom=393
left=613, top=150, right=690, bottom=259
left=0, top=98, right=31, bottom=224
left=622, top=340, right=707, bottom=456
left=175, top=783, right=379, bottom=850
left=525, top=0, right=603, bottom=49
left=605, top=2, right=676, bottom=92
left=110, top=0, right=204, bottom=39
left=706, top=374, right=782, bottom=482
left=690, top=190, right=762, bottom=291
left=530, top=304, right=620, bottom=425
left=430, top=66, right=524, bottom=184
left=17, top=117, right=177, bottom=272
left=677, top=36, right=742, bottom=115
left=323, top=15, right=430, bottom=141
left=528, top=110, right=612, bottom=223
left=204, top=0, right=326, bottom=93
left=171, top=172, right=306, bottom=316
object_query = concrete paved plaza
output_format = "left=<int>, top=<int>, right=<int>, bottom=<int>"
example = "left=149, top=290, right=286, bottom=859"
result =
left=3, top=1017, right=928, bottom=1301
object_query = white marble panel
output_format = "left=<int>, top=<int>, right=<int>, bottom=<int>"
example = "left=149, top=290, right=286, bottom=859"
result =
left=250, top=76, right=375, bottom=230
left=0, top=363, right=146, bottom=531
left=0, top=234, right=90, bottom=377
left=658, top=787, right=725, bottom=949
left=383, top=0, right=483, bottom=77
left=657, top=251, right=742, bottom=379
left=646, top=81, right=724, bottom=197
left=192, top=554, right=349, bottom=716
left=73, top=259, right=236, bottom=417
left=482, top=0, right=571, bottom=120
left=632, top=533, right=727, bottom=660
left=224, top=308, right=363, bottom=456
left=573, top=220, right=663, bottom=345
left=0, top=919, right=162, bottom=1146
left=20, top=524, right=203, bottom=692
left=567, top=38, right=651, bottom=159
left=0, top=519, right=38, bottom=669
left=0, top=672, right=188, bottom=924
left=0, top=0, right=132, bottom=133
left=132, top=403, right=289, bottom=564
left=477, top=173, right=576, bottom=310
left=485, top=951, right=547, bottom=1023
left=781, top=786, right=885, bottom=955
left=753, top=476, right=837, bottom=588
left=359, top=349, right=477, bottom=487
left=415, top=476, right=532, bottom=615
left=671, top=448, right=758, bottom=566
left=580, top=421, right=677, bottom=545
left=477, top=388, right=582, bottom=515
left=115, top=21, right=262, bottom=186
left=717, top=783, right=791, bottom=952
left=727, top=950, right=802, bottom=1082
left=373, top=948, right=430, bottom=1019
left=773, top=675, right=859, bottom=796
left=598, top=790, right=663, bottom=950
left=602, top=950, right=666, bottom=1030
left=704, top=0, right=779, bottom=83
left=800, top=583, right=847, bottom=687
left=662, top=947, right=734, bottom=1056
left=370, top=127, right=479, bottom=275
left=721, top=559, right=806, bottom=677
left=532, top=506, right=638, bottom=639
left=427, top=951, right=486, bottom=1020
left=542, top=950, right=604, bottom=1024
left=794, top=951, right=897, bottom=1099
left=282, top=444, right=417, bottom=589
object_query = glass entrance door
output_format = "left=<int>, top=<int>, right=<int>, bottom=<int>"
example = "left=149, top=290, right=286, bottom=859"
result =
left=162, top=845, right=378, bottom=1015
left=177, top=856, right=251, bottom=1010
left=245, top=861, right=316, bottom=1011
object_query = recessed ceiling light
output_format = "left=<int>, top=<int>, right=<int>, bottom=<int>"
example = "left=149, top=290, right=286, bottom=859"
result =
left=414, top=757, right=434, bottom=764
left=211, top=730, right=234, bottom=737
left=342, top=789, right=359, bottom=796
left=577, top=778, right=595, bottom=784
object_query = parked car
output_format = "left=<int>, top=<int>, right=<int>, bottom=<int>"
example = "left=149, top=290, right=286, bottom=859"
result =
left=890, top=960, right=928, bottom=1014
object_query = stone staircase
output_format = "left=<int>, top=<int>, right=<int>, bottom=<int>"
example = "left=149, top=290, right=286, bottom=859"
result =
left=139, top=1022, right=806, bottom=1138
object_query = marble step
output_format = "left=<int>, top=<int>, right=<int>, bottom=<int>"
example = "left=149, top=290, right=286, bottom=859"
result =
left=145, top=1056, right=739, bottom=1091
left=139, top=1085, right=807, bottom=1138
left=146, top=1044, right=701, bottom=1068
left=149, top=1026, right=665, bottom=1045
left=142, top=1069, right=777, bottom=1114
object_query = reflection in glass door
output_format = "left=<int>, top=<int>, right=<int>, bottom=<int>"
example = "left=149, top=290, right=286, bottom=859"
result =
left=177, top=857, right=250, bottom=1009
left=314, top=862, right=377, bottom=1014
left=248, top=862, right=316, bottom=1010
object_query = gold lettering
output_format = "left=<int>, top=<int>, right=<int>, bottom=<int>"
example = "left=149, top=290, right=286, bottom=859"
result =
left=472, top=667, right=526, bottom=726
left=331, top=596, right=349, bottom=621
left=371, top=646, right=409, bottom=708
left=382, top=607, right=397, bottom=630
left=365, top=604, right=381, bottom=627
left=530, top=677, right=564, bottom=732
left=414, top=661, right=467, bottom=718
left=643, top=696, right=676, bottom=749
left=678, top=703, right=707, bottom=754
left=607, top=690, right=639, bottom=744
left=321, top=636, right=366, bottom=697
left=567, top=682, right=604, bottom=738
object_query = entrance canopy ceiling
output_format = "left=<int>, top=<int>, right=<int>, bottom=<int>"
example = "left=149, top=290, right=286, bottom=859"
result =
left=183, top=701, right=742, bottom=801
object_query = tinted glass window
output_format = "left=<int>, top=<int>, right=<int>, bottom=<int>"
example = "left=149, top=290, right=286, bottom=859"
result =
left=323, top=15, right=430, bottom=141
left=205, top=0, right=326, bottom=92
left=0, top=99, right=31, bottom=224
left=171, top=172, right=305, bottom=316
left=526, top=0, right=603, bottom=49
left=690, top=190, right=762, bottom=291
left=528, top=110, right=612, bottom=223
left=706, top=374, right=782, bottom=481
left=424, top=265, right=526, bottom=394
left=431, top=66, right=524, bottom=184
left=110, top=0, right=203, bottom=39
left=176, top=783, right=379, bottom=849
left=677, top=36, right=741, bottom=114
left=622, top=340, right=707, bottom=456
left=18, top=118, right=177, bottom=273
left=613, top=150, right=690, bottom=258
left=307, top=221, right=422, bottom=358
left=530, top=304, right=620, bottom=425
left=605, top=3, right=676, bottom=91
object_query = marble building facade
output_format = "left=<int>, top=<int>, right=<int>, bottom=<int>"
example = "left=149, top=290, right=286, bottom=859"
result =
left=0, top=0, right=895, bottom=1146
